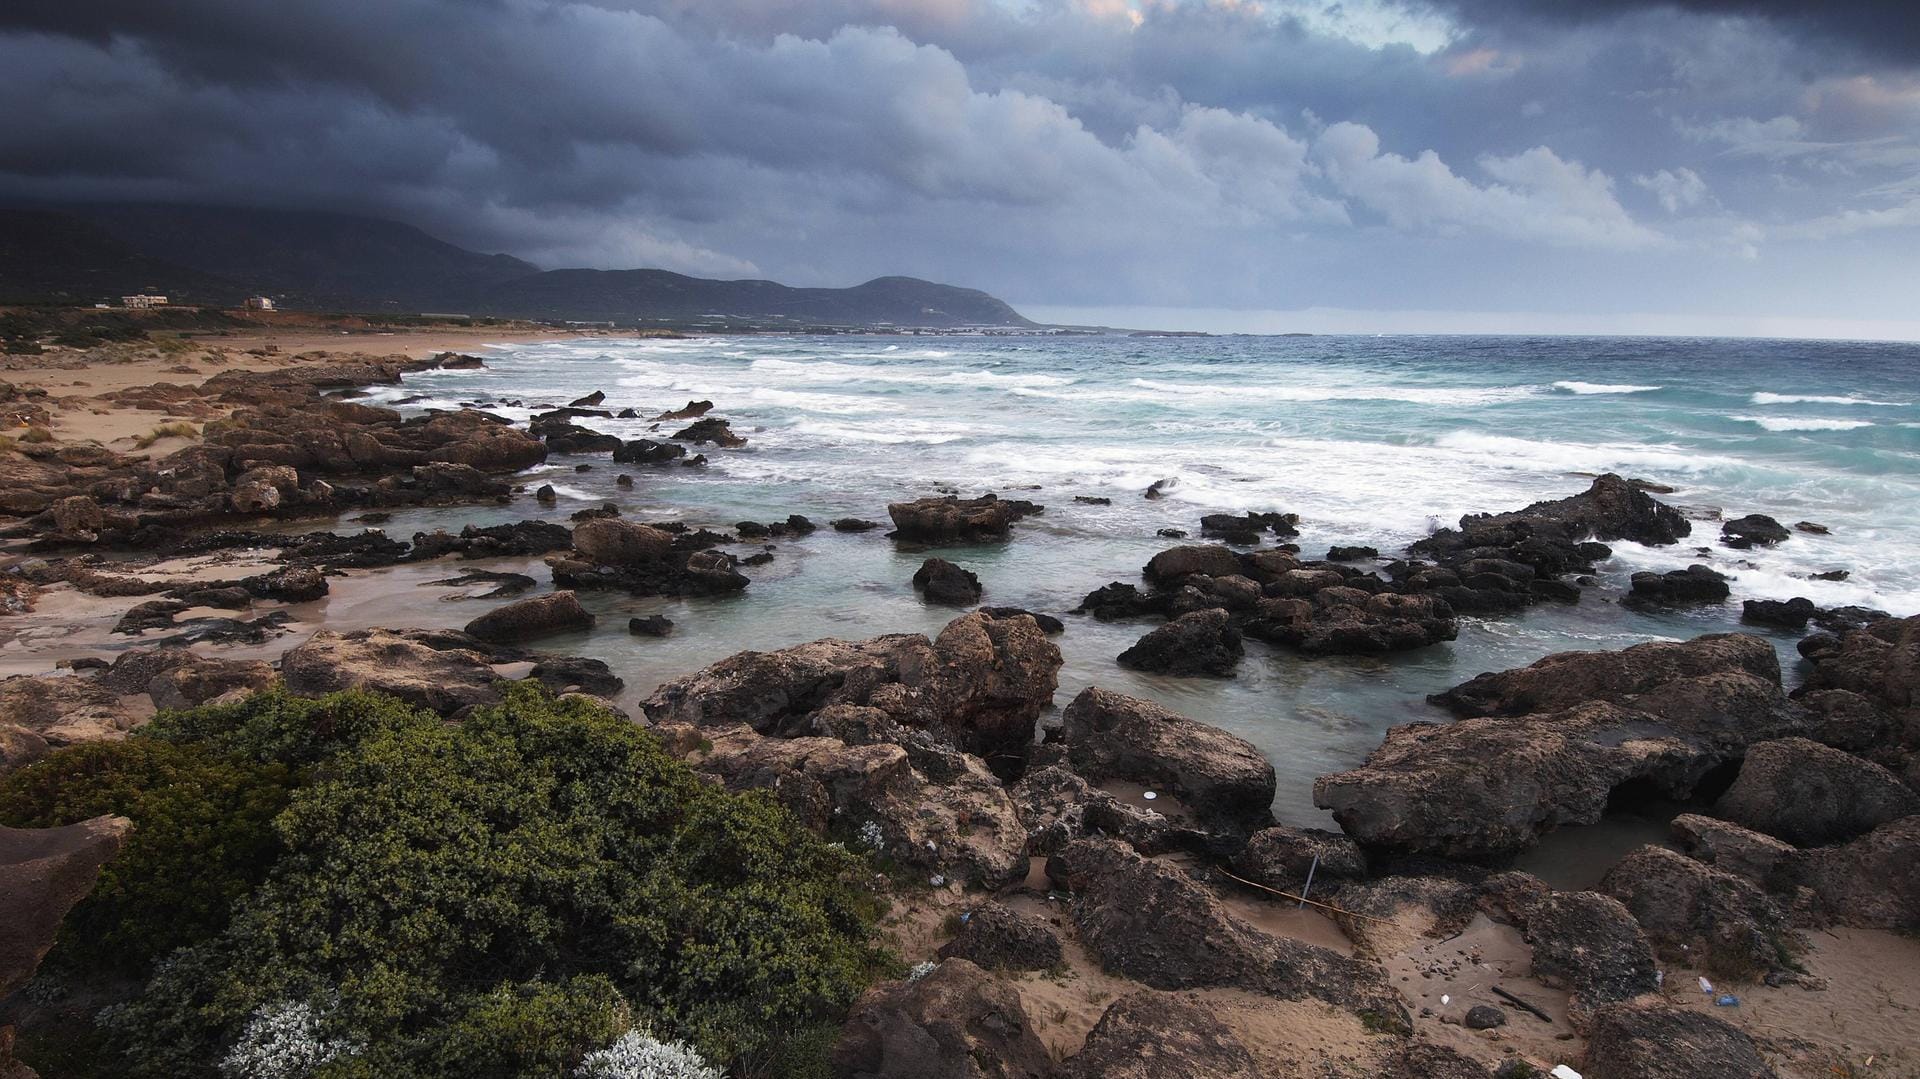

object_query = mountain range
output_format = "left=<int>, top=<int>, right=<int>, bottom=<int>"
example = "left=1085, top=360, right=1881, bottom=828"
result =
left=0, top=204, right=1034, bottom=328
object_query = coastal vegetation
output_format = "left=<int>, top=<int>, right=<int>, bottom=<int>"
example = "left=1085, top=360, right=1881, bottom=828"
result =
left=0, top=685, right=888, bottom=1079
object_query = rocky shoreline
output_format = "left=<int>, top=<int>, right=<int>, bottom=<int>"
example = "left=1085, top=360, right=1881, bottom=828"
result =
left=2, top=345, right=1917, bottom=1078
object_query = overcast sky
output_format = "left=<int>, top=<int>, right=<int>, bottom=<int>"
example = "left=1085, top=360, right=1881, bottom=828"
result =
left=3, top=1, right=1918, bottom=336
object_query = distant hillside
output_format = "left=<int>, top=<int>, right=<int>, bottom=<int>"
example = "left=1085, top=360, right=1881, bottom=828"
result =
left=0, top=203, right=1034, bottom=328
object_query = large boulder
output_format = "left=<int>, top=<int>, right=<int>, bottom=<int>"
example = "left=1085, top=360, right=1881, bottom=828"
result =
left=1116, top=608, right=1243, bottom=676
left=1060, top=687, right=1274, bottom=832
left=1583, top=1002, right=1777, bottom=1079
left=1245, top=592, right=1457, bottom=656
left=1, top=816, right=132, bottom=999
left=146, top=656, right=277, bottom=711
left=1721, top=513, right=1791, bottom=549
left=570, top=518, right=675, bottom=566
left=832, top=959, right=1050, bottom=1079
left=1053, top=992, right=1260, bottom=1079
left=887, top=494, right=1038, bottom=542
left=1432, top=633, right=1782, bottom=718
left=279, top=628, right=502, bottom=715
left=1629, top=565, right=1732, bottom=605
left=913, top=558, right=983, bottom=605
left=0, top=674, right=148, bottom=774
left=1796, top=815, right=1920, bottom=931
left=1231, top=825, right=1368, bottom=894
left=1009, top=765, right=1204, bottom=857
left=1143, top=545, right=1244, bottom=585
left=1712, top=737, right=1919, bottom=846
left=643, top=611, right=1061, bottom=766
left=1599, top=845, right=1799, bottom=978
left=1046, top=838, right=1405, bottom=1025
left=462, top=590, right=596, bottom=644
left=1456, top=473, right=1691, bottom=547
left=1524, top=891, right=1659, bottom=1031
left=936, top=904, right=1062, bottom=972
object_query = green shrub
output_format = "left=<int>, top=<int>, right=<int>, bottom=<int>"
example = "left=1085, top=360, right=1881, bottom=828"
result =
left=0, top=739, right=297, bottom=975
left=106, top=683, right=885, bottom=1078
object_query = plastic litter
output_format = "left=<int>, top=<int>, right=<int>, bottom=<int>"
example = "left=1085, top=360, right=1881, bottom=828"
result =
left=1440, top=994, right=1451, bottom=1005
left=1550, top=1066, right=1583, bottom=1079
left=1714, top=994, right=1740, bottom=1007
left=1142, top=791, right=1158, bottom=800
left=1698, top=976, right=1714, bottom=994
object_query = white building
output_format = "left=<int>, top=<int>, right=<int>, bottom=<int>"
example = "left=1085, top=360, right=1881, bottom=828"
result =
left=121, top=294, right=169, bottom=308
left=245, top=296, right=276, bottom=311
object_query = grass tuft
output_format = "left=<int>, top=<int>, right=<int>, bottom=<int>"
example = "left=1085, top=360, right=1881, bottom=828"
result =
left=133, top=421, right=199, bottom=449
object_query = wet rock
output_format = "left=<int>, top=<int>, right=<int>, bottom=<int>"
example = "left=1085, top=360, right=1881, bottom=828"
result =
left=1431, top=633, right=1783, bottom=719
left=570, top=518, right=675, bottom=566
left=628, top=614, right=673, bottom=637
left=527, top=656, right=623, bottom=697
left=0, top=815, right=133, bottom=999
left=1232, top=824, right=1368, bottom=893
left=1046, top=838, right=1406, bottom=1024
left=643, top=611, right=1061, bottom=765
left=1143, top=544, right=1244, bottom=585
left=1629, top=565, right=1731, bottom=605
left=612, top=438, right=685, bottom=464
left=1061, top=687, right=1274, bottom=832
left=1721, top=513, right=1790, bottom=549
left=937, top=904, right=1062, bottom=972
left=914, top=558, right=983, bottom=604
left=886, top=494, right=1039, bottom=542
left=1583, top=1002, right=1777, bottom=1079
left=654, top=399, right=712, bottom=420
left=567, top=390, right=606, bottom=407
left=670, top=417, right=745, bottom=446
left=1599, top=844, right=1799, bottom=978
left=1074, top=581, right=1170, bottom=622
left=614, top=473, right=633, bottom=487
left=1524, top=891, right=1659, bottom=1031
left=1117, top=608, right=1243, bottom=676
left=832, top=958, right=1049, bottom=1079
left=1244, top=591, right=1456, bottom=655
left=425, top=569, right=536, bottom=600
left=1741, top=597, right=1817, bottom=629
left=1795, top=521, right=1830, bottom=534
left=1455, top=473, right=1691, bottom=547
left=977, top=607, right=1063, bottom=634
left=1054, top=992, right=1260, bottom=1079
left=1072, top=495, right=1112, bottom=506
left=280, top=628, right=501, bottom=716
left=535, top=484, right=557, bottom=503
left=1327, top=545, right=1379, bottom=561
left=1713, top=737, right=1919, bottom=846
left=832, top=517, right=880, bottom=532
left=463, top=590, right=596, bottom=644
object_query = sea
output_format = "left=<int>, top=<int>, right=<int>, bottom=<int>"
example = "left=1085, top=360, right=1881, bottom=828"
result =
left=341, top=333, right=1920, bottom=842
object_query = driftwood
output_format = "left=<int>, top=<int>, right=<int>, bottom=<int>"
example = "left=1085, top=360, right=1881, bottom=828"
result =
left=1492, top=985, right=1553, bottom=1023
left=1215, top=868, right=1397, bottom=926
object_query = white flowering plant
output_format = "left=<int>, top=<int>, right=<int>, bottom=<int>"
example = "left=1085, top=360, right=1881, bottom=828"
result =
left=575, top=1029, right=723, bottom=1079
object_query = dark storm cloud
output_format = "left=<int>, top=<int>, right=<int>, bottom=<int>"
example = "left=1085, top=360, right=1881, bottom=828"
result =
left=0, top=0, right=1915, bottom=322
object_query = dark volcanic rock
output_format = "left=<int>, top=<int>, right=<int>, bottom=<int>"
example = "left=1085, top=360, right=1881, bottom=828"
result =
left=832, top=958, right=1049, bottom=1079
left=1712, top=737, right=1919, bottom=846
left=612, top=438, right=685, bottom=464
left=1524, top=890, right=1659, bottom=1030
left=1143, top=544, right=1244, bottom=585
left=1244, top=591, right=1456, bottom=655
left=1074, top=581, right=1171, bottom=622
left=1599, top=844, right=1799, bottom=978
left=462, top=590, right=595, bottom=644
left=832, top=517, right=881, bottom=532
left=1054, top=992, right=1260, bottom=1079
left=1327, top=545, right=1379, bottom=561
left=1584, top=1002, right=1777, bottom=1079
left=670, top=417, right=746, bottom=446
left=1431, top=633, right=1782, bottom=719
left=886, top=493, right=1040, bottom=542
left=1231, top=825, right=1368, bottom=893
left=936, top=904, right=1062, bottom=972
left=1456, top=473, right=1691, bottom=547
left=1463, top=1005, right=1507, bottom=1030
left=627, top=614, right=673, bottom=637
left=1116, top=608, right=1243, bottom=676
left=1721, top=513, right=1791, bottom=549
left=977, top=607, right=1063, bottom=634
left=1629, top=564, right=1731, bottom=605
left=1741, top=597, right=1817, bottom=629
left=913, top=557, right=983, bottom=604
left=1061, top=687, right=1275, bottom=832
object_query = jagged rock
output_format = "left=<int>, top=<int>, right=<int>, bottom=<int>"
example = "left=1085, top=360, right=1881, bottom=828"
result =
left=0, top=674, right=148, bottom=773
left=1143, top=544, right=1244, bottom=585
left=1244, top=592, right=1456, bottom=655
left=1584, top=1002, right=1777, bottom=1079
left=832, top=958, right=1049, bottom=1079
left=0, top=815, right=133, bottom=999
left=1074, top=581, right=1170, bottom=621
left=462, top=590, right=596, bottom=643
left=1669, top=814, right=1803, bottom=895
left=1431, top=633, right=1784, bottom=719
left=1721, top=514, right=1791, bottom=549
left=1741, top=597, right=1817, bottom=629
left=1008, top=765, right=1201, bottom=857
left=832, top=517, right=880, bottom=532
left=612, top=438, right=684, bottom=464
left=570, top=518, right=675, bottom=565
left=527, top=656, right=623, bottom=697
left=1327, top=545, right=1379, bottom=561
left=1061, top=687, right=1274, bottom=832
left=1524, top=891, right=1659, bottom=1031
left=1713, top=737, right=1919, bottom=846
left=886, top=494, right=1038, bottom=542
left=655, top=399, right=712, bottom=420
left=424, top=569, right=537, bottom=600
left=147, top=656, right=276, bottom=711
left=1054, top=992, right=1260, bottom=1079
left=1629, top=564, right=1731, bottom=605
left=914, top=558, right=982, bottom=605
left=1116, top=608, right=1242, bottom=676
left=1318, top=635, right=1809, bottom=861
left=280, top=628, right=501, bottom=716
left=1463, top=1005, right=1507, bottom=1030
left=244, top=565, right=329, bottom=602
left=1798, top=815, right=1920, bottom=931
left=644, top=611, right=1061, bottom=766
left=48, top=495, right=104, bottom=535
left=937, top=904, right=1062, bottom=972
left=228, top=464, right=301, bottom=513
left=671, top=417, right=745, bottom=446
left=1231, top=825, right=1368, bottom=893
left=1457, top=473, right=1691, bottom=547
left=1599, top=845, right=1799, bottom=977
left=1046, top=838, right=1405, bottom=1025
left=977, top=607, right=1063, bottom=634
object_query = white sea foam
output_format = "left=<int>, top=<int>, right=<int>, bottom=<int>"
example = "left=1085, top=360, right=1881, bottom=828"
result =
left=1732, top=416, right=1874, bottom=432
left=1552, top=381, right=1661, bottom=395
left=1750, top=392, right=1901, bottom=406
left=790, top=420, right=975, bottom=445
left=1124, top=378, right=1537, bottom=407
left=1431, top=431, right=1742, bottom=472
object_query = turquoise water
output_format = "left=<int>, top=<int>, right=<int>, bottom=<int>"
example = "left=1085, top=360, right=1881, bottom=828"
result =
left=355, top=333, right=1920, bottom=823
